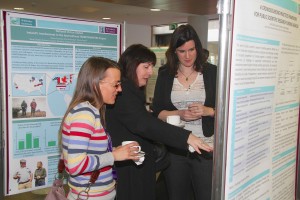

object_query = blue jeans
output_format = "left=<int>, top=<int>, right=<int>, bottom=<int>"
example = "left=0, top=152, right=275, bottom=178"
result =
left=35, top=179, right=45, bottom=187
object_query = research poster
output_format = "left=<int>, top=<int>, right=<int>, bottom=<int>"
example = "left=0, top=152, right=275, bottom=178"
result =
left=2, top=11, right=121, bottom=195
left=225, top=0, right=300, bottom=200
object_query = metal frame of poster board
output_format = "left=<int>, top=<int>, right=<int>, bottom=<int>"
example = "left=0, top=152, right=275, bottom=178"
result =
left=212, top=1, right=233, bottom=199
left=213, top=0, right=300, bottom=199
left=0, top=22, right=4, bottom=198
left=0, top=10, right=122, bottom=196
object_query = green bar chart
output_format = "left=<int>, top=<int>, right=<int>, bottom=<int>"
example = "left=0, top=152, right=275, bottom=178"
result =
left=33, top=137, right=39, bottom=148
left=18, top=140, right=25, bottom=150
left=48, top=140, right=56, bottom=147
left=26, top=132, right=32, bottom=149
left=17, top=132, right=40, bottom=150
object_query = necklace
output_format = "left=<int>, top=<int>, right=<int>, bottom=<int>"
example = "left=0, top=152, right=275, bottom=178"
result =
left=178, top=68, right=195, bottom=81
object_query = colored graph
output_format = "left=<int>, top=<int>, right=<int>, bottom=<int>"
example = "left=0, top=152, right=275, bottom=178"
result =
left=17, top=132, right=40, bottom=150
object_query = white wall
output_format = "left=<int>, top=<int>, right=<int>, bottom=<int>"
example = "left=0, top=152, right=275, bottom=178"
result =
left=124, top=23, right=151, bottom=49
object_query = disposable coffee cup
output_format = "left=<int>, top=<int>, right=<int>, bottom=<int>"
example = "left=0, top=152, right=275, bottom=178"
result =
left=166, top=115, right=180, bottom=125
left=122, top=141, right=141, bottom=152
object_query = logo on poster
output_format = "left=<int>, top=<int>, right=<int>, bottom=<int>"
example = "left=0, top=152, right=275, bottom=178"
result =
left=99, top=26, right=105, bottom=33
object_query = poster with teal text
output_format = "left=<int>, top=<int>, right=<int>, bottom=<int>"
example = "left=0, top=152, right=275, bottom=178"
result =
left=2, top=10, right=121, bottom=195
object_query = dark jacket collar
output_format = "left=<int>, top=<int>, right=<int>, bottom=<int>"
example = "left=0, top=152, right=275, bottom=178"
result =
left=121, top=79, right=146, bottom=103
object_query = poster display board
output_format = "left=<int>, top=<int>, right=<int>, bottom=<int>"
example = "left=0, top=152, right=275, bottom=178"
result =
left=1, top=10, right=121, bottom=195
left=224, top=0, right=300, bottom=199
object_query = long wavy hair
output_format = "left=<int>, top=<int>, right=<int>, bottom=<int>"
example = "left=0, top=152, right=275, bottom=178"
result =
left=59, top=56, right=119, bottom=148
left=165, top=24, right=204, bottom=75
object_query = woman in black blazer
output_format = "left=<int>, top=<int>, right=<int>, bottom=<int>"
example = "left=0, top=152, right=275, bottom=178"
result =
left=106, top=44, right=213, bottom=200
left=152, top=25, right=217, bottom=200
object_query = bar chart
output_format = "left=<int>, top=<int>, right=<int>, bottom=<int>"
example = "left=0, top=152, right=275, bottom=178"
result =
left=17, top=132, right=41, bottom=150
left=13, top=120, right=60, bottom=158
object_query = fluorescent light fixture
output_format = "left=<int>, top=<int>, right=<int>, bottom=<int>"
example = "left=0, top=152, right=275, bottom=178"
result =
left=102, top=17, right=111, bottom=20
left=14, top=7, right=24, bottom=10
left=150, top=8, right=161, bottom=11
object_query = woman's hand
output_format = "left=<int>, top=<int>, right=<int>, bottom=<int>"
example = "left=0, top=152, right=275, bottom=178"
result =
left=188, top=103, right=214, bottom=118
left=187, top=133, right=213, bottom=154
left=112, top=142, right=140, bottom=161
left=178, top=109, right=199, bottom=121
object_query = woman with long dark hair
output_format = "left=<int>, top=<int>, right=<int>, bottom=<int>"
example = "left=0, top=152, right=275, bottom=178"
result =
left=152, top=24, right=217, bottom=200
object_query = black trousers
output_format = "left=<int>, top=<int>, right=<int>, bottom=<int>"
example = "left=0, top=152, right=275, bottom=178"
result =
left=163, top=152, right=213, bottom=200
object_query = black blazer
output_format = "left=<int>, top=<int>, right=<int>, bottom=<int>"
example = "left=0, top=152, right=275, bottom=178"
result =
left=106, top=79, right=191, bottom=200
left=152, top=64, right=217, bottom=137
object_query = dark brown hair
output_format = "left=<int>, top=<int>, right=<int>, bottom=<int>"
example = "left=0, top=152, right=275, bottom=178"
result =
left=165, top=24, right=204, bottom=74
left=118, top=44, right=156, bottom=87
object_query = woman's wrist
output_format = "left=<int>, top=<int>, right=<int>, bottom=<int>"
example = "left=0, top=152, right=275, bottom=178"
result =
left=211, top=107, right=215, bottom=117
left=177, top=110, right=182, bottom=117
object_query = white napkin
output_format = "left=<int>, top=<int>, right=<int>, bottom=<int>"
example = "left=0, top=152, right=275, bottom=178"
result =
left=188, top=145, right=195, bottom=153
left=134, top=151, right=145, bottom=165
left=135, top=156, right=145, bottom=165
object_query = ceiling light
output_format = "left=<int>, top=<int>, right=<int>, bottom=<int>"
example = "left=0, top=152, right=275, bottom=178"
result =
left=150, top=8, right=161, bottom=11
left=102, top=17, right=111, bottom=20
left=14, top=8, right=24, bottom=11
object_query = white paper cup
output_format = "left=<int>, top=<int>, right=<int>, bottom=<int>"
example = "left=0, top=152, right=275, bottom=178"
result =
left=166, top=115, right=180, bottom=125
left=122, top=141, right=141, bottom=152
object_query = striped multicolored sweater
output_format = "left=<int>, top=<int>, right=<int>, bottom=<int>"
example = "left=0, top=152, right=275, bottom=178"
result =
left=62, top=101, right=115, bottom=197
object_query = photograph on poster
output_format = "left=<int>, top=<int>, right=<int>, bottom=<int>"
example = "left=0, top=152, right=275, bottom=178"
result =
left=12, top=97, right=46, bottom=118
left=13, top=159, right=33, bottom=190
left=10, top=157, right=49, bottom=193
left=34, top=161, right=47, bottom=187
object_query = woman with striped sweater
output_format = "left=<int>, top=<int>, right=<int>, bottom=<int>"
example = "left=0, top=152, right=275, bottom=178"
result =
left=60, top=57, right=140, bottom=200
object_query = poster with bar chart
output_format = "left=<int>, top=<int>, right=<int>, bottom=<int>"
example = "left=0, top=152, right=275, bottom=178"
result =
left=12, top=119, right=61, bottom=158
left=2, top=10, right=121, bottom=195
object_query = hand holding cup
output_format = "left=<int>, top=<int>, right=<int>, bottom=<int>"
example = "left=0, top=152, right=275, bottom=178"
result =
left=122, top=141, right=141, bottom=152
left=112, top=141, right=140, bottom=161
left=122, top=141, right=145, bottom=165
